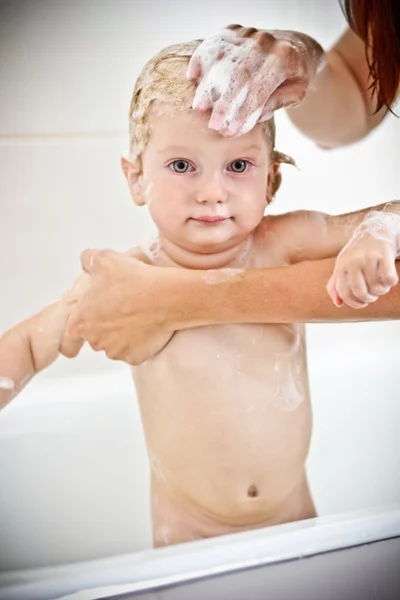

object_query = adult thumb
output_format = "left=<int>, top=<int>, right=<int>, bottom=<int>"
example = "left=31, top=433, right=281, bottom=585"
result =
left=80, top=248, right=98, bottom=275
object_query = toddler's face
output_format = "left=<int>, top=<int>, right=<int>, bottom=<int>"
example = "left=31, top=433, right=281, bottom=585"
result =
left=131, top=107, right=275, bottom=256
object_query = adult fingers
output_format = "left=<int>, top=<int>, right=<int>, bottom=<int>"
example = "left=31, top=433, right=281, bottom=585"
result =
left=59, top=320, right=85, bottom=358
left=80, top=248, right=116, bottom=276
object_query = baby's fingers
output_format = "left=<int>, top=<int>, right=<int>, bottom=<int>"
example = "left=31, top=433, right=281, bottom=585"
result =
left=360, top=250, right=397, bottom=299
left=326, top=275, right=343, bottom=307
left=335, top=269, right=371, bottom=309
left=347, top=267, right=378, bottom=305
left=374, top=252, right=399, bottom=294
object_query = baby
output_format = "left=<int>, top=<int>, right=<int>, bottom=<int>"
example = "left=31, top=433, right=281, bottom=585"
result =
left=1, top=40, right=399, bottom=549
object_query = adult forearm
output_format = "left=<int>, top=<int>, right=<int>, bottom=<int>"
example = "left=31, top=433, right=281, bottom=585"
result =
left=286, top=30, right=386, bottom=148
left=286, top=51, right=367, bottom=148
left=173, top=258, right=400, bottom=330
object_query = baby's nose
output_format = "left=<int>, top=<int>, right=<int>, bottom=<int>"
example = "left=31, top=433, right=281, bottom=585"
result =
left=195, top=173, right=228, bottom=203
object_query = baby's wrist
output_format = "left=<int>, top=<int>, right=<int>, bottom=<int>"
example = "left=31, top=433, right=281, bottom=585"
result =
left=356, top=210, right=400, bottom=253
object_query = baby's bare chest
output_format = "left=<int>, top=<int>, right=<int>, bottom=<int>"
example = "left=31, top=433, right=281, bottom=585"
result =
left=134, top=323, right=309, bottom=414
left=162, top=323, right=303, bottom=368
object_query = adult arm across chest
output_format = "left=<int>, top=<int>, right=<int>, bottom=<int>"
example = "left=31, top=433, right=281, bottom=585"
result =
left=60, top=249, right=400, bottom=366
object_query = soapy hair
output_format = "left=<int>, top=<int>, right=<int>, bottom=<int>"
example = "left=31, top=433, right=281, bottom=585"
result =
left=128, top=40, right=295, bottom=200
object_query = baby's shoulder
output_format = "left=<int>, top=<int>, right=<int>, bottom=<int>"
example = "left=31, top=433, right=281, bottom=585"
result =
left=255, top=213, right=304, bottom=247
left=257, top=210, right=327, bottom=240
left=253, top=211, right=319, bottom=266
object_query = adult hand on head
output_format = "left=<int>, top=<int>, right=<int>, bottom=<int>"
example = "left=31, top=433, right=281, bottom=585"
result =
left=188, top=25, right=325, bottom=137
left=60, top=249, right=175, bottom=365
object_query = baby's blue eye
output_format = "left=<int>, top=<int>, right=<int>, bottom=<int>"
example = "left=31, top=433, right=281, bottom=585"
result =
left=229, top=160, right=248, bottom=173
left=170, top=160, right=190, bottom=173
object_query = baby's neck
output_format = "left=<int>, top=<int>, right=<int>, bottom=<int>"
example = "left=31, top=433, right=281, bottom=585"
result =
left=153, top=234, right=255, bottom=270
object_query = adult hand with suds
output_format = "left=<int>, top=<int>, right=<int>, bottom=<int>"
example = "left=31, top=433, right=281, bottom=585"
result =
left=187, top=25, right=324, bottom=138
left=189, top=15, right=398, bottom=148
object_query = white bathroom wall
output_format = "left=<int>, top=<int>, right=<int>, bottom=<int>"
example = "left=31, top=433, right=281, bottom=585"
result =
left=0, top=0, right=399, bottom=511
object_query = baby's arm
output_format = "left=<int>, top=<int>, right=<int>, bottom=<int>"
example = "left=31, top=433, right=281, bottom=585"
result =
left=276, top=203, right=398, bottom=263
left=278, top=201, right=400, bottom=308
left=0, top=274, right=88, bottom=410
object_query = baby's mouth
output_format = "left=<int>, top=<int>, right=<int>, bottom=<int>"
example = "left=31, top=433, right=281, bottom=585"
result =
left=191, top=216, right=230, bottom=225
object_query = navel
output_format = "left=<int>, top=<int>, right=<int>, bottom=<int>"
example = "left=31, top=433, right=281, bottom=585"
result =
left=247, top=484, right=258, bottom=498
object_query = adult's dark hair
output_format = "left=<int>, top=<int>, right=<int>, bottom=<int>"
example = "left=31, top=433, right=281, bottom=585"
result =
left=340, top=0, right=400, bottom=113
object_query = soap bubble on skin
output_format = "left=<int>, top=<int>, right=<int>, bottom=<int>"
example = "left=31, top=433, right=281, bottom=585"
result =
left=214, top=202, right=230, bottom=218
left=362, top=210, right=400, bottom=246
left=237, top=107, right=263, bottom=136
left=191, top=31, right=281, bottom=135
left=192, top=33, right=256, bottom=113
left=140, top=235, right=160, bottom=263
left=155, top=523, right=172, bottom=545
left=190, top=28, right=241, bottom=81
left=191, top=30, right=317, bottom=137
left=271, top=325, right=306, bottom=413
left=18, top=373, right=31, bottom=391
left=339, top=210, right=400, bottom=259
left=0, top=373, right=32, bottom=409
left=149, top=452, right=166, bottom=483
left=222, top=83, right=249, bottom=124
left=143, top=181, right=154, bottom=206
left=0, top=377, right=15, bottom=391
left=202, top=267, right=244, bottom=285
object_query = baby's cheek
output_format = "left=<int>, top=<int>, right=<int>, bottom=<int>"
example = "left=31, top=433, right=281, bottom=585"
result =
left=242, top=192, right=267, bottom=218
left=149, top=196, right=182, bottom=232
left=236, top=205, right=265, bottom=232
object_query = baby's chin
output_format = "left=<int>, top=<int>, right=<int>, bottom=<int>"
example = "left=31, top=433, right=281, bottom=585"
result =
left=159, top=234, right=253, bottom=270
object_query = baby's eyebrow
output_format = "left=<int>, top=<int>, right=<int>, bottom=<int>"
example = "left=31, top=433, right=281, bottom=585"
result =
left=157, top=146, right=191, bottom=155
left=233, top=144, right=263, bottom=154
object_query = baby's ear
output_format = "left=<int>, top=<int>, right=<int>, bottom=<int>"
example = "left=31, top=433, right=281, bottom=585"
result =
left=266, top=161, right=281, bottom=204
left=120, top=155, right=146, bottom=206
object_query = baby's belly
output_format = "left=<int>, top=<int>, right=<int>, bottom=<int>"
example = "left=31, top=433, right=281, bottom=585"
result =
left=133, top=323, right=312, bottom=525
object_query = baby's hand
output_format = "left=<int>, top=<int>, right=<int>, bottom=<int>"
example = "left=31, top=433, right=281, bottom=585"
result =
left=187, top=25, right=324, bottom=137
left=327, top=211, right=400, bottom=309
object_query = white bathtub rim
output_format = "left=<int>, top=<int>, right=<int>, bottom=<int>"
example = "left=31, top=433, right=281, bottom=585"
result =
left=0, top=503, right=399, bottom=600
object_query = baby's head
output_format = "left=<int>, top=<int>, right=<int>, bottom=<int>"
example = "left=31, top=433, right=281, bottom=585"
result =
left=122, top=40, right=294, bottom=265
